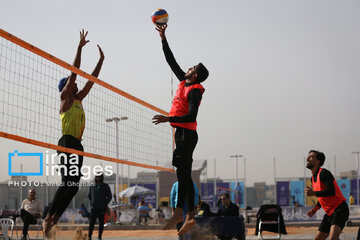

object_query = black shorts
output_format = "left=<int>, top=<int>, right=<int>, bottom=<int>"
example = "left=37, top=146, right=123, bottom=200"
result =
left=57, top=134, right=84, bottom=180
left=318, top=201, right=349, bottom=233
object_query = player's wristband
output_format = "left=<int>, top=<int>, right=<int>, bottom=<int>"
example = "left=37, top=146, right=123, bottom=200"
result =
left=314, top=205, right=320, bottom=211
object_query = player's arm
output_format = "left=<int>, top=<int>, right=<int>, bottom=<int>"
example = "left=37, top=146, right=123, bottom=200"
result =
left=152, top=89, right=202, bottom=124
left=156, top=24, right=186, bottom=81
left=307, top=202, right=321, bottom=217
left=61, top=29, right=89, bottom=100
left=315, top=169, right=335, bottom=197
left=76, top=45, right=104, bottom=101
left=105, top=184, right=112, bottom=205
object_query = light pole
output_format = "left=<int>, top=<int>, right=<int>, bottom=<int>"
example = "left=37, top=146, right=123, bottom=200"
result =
left=230, top=155, right=243, bottom=205
left=352, top=152, right=360, bottom=205
left=106, top=116, right=128, bottom=204
left=244, top=157, right=247, bottom=209
left=214, top=159, right=217, bottom=208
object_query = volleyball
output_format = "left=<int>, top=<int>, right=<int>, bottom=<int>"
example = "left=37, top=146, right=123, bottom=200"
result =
left=151, top=9, right=169, bottom=25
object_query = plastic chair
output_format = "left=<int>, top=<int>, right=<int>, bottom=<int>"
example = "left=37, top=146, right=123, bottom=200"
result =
left=0, top=218, right=14, bottom=240
left=256, top=204, right=286, bottom=240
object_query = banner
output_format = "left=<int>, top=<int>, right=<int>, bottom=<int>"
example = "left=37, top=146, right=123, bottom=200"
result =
left=201, top=182, right=215, bottom=207
left=305, top=179, right=317, bottom=206
left=290, top=180, right=304, bottom=206
left=230, top=182, right=244, bottom=208
left=276, top=181, right=290, bottom=206
left=351, top=179, right=360, bottom=205
left=337, top=179, right=350, bottom=204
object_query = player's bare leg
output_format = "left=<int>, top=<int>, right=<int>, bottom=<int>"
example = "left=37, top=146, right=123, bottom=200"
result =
left=163, top=207, right=183, bottom=230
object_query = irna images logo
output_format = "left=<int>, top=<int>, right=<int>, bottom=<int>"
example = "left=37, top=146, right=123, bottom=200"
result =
left=8, top=150, right=43, bottom=176
left=8, top=150, right=113, bottom=180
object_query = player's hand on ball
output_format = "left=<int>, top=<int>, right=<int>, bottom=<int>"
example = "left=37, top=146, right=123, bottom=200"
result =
left=152, top=115, right=169, bottom=125
left=155, top=24, right=167, bottom=40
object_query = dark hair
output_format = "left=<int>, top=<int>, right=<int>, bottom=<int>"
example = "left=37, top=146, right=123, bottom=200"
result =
left=221, top=192, right=230, bottom=199
left=309, top=150, right=326, bottom=166
left=196, top=63, right=209, bottom=83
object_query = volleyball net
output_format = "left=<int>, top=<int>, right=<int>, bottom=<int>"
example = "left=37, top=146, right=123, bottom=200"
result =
left=0, top=28, right=173, bottom=172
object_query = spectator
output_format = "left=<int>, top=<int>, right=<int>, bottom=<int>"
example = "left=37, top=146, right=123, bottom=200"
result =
left=88, top=174, right=112, bottom=240
left=217, top=192, right=239, bottom=217
left=21, top=189, right=43, bottom=240
left=197, top=196, right=214, bottom=217
left=137, top=199, right=150, bottom=225
left=212, top=193, right=241, bottom=240
left=349, top=193, right=355, bottom=205
left=170, top=181, right=199, bottom=240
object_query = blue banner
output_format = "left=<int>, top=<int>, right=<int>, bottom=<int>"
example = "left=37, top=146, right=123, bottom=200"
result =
left=351, top=179, right=360, bottom=205
left=277, top=181, right=290, bottom=206
left=290, top=180, right=304, bottom=207
left=201, top=182, right=215, bottom=207
left=229, top=182, right=244, bottom=208
left=337, top=179, right=350, bottom=204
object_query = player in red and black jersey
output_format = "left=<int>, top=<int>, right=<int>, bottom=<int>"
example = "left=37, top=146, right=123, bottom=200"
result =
left=152, top=24, right=209, bottom=236
left=305, top=150, right=349, bottom=240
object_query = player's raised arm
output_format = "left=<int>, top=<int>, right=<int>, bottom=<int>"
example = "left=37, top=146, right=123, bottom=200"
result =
left=156, top=24, right=186, bottom=81
left=77, top=45, right=104, bottom=101
left=61, top=29, right=89, bottom=100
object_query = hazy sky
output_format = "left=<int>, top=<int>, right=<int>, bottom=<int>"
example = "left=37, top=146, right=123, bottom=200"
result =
left=1, top=0, right=360, bottom=185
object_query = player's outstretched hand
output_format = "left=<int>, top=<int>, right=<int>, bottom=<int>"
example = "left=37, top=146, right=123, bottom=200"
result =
left=152, top=115, right=169, bottom=125
left=155, top=24, right=167, bottom=40
left=79, top=29, right=90, bottom=48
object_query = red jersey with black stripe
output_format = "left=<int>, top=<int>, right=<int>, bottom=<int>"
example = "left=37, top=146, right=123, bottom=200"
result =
left=169, top=81, right=204, bottom=130
left=312, top=168, right=346, bottom=215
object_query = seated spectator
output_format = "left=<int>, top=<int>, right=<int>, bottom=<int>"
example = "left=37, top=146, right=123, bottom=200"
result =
left=197, top=196, right=214, bottom=217
left=212, top=192, right=241, bottom=240
left=21, top=189, right=43, bottom=240
left=217, top=192, right=239, bottom=217
left=137, top=199, right=150, bottom=225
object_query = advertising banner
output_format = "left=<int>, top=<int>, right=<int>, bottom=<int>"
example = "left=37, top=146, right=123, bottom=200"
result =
left=337, top=179, right=350, bottom=203
left=305, top=179, right=317, bottom=206
left=201, top=182, right=215, bottom=206
left=351, top=179, right=360, bottom=205
left=230, top=182, right=244, bottom=208
left=290, top=180, right=304, bottom=206
left=276, top=181, right=289, bottom=206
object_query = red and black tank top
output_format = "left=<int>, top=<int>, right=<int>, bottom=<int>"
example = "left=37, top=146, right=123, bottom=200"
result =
left=169, top=81, right=205, bottom=130
left=312, top=168, right=346, bottom=215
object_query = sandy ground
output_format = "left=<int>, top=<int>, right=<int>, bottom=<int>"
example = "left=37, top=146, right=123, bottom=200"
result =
left=23, top=226, right=358, bottom=239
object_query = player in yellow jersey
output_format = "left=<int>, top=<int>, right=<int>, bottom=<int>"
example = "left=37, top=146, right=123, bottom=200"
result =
left=43, top=29, right=104, bottom=237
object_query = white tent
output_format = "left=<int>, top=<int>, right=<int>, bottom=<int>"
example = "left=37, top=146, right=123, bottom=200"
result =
left=119, top=185, right=155, bottom=198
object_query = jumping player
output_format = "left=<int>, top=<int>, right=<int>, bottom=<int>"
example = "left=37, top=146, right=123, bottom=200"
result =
left=152, top=24, right=209, bottom=235
left=43, top=30, right=105, bottom=237
left=305, top=150, right=349, bottom=240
